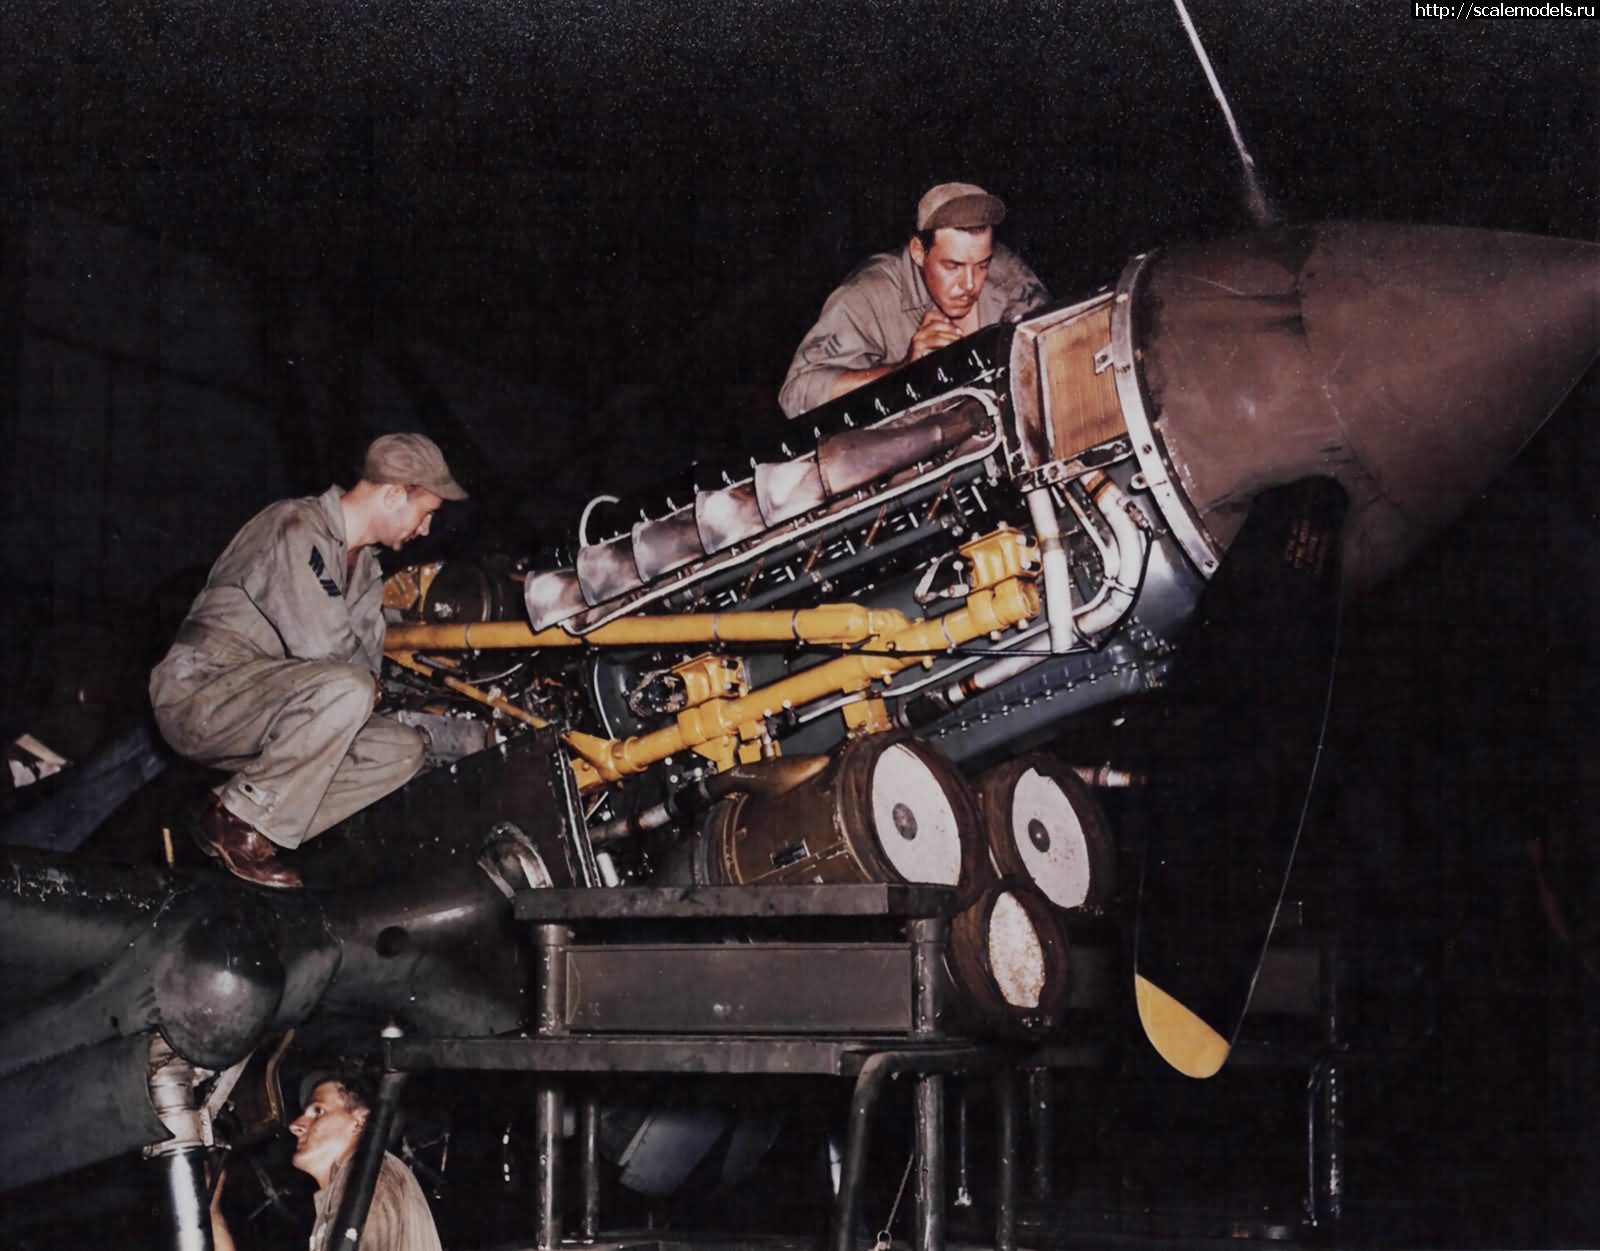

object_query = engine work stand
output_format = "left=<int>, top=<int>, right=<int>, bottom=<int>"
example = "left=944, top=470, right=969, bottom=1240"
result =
left=387, top=884, right=1021, bottom=1251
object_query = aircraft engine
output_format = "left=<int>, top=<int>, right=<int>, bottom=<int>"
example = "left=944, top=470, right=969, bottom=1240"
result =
left=380, top=219, right=1598, bottom=1038
left=383, top=288, right=1195, bottom=910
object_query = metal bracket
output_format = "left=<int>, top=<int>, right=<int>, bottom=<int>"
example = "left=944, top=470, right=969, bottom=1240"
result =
left=1012, top=439, right=1134, bottom=494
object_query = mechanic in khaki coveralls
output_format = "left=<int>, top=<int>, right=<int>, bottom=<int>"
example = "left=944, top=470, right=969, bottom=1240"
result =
left=778, top=181, right=1050, bottom=418
left=211, top=1068, right=443, bottom=1251
left=150, top=433, right=467, bottom=889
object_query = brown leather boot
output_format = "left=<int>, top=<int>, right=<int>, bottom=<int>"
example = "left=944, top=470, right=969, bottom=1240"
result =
left=192, top=796, right=304, bottom=890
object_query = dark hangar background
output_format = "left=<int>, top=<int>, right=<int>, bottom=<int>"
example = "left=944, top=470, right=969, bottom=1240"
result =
left=0, top=1, right=1597, bottom=1246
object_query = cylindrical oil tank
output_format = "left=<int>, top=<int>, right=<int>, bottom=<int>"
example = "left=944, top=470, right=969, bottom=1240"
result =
left=708, top=734, right=990, bottom=905
left=945, top=877, right=1071, bottom=1039
left=975, top=753, right=1116, bottom=917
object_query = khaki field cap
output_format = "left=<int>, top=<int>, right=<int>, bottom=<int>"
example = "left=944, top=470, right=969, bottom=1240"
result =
left=362, top=432, right=469, bottom=501
left=916, top=181, right=1007, bottom=233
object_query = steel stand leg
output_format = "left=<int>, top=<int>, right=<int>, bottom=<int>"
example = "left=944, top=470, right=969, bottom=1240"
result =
left=994, top=1067, right=1018, bottom=1251
left=908, top=913, right=948, bottom=1251
left=913, top=1073, right=945, bottom=1251
left=536, top=1080, right=564, bottom=1249
left=579, top=1091, right=600, bottom=1243
left=1310, top=945, right=1344, bottom=1240
left=1026, top=1065, right=1054, bottom=1201
left=534, top=922, right=571, bottom=1250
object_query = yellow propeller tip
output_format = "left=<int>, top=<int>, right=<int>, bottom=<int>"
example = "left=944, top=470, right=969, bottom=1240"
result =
left=1135, top=973, right=1231, bottom=1079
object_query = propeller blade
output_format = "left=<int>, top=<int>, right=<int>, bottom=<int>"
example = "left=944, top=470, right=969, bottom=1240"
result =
left=1130, top=476, right=1347, bottom=1077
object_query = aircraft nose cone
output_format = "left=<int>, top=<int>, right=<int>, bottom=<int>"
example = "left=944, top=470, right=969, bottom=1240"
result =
left=1142, top=222, right=1599, bottom=587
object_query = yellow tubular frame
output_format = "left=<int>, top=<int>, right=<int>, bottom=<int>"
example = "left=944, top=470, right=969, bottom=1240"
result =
left=383, top=528, right=1040, bottom=794
left=384, top=604, right=911, bottom=652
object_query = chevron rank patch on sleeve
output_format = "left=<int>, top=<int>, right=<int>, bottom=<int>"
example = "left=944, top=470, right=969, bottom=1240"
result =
left=308, top=547, right=341, bottom=597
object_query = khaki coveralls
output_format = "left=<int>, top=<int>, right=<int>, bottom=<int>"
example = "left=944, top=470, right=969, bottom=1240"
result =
left=309, top=1152, right=443, bottom=1251
left=150, top=486, right=424, bottom=849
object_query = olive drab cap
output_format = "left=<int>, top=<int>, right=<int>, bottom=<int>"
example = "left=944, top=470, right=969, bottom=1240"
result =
left=361, top=432, right=469, bottom=501
left=916, top=182, right=1007, bottom=233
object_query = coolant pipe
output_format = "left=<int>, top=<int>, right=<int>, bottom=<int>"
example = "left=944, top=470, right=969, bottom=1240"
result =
left=893, top=623, right=1049, bottom=728
left=1025, top=487, right=1075, bottom=654
left=1071, top=473, right=1149, bottom=637
left=1062, top=480, right=1121, bottom=600
left=916, top=475, right=1151, bottom=720
left=937, top=652, right=1045, bottom=711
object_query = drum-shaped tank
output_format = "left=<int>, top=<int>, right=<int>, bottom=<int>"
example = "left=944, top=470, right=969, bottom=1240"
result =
left=975, top=753, right=1117, bottom=917
left=945, top=877, right=1071, bottom=1038
left=708, top=734, right=990, bottom=905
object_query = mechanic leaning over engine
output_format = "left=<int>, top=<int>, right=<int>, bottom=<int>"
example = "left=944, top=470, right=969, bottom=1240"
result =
left=778, top=181, right=1050, bottom=417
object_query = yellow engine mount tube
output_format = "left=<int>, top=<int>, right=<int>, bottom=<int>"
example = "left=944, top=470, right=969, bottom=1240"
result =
left=384, top=604, right=911, bottom=653
left=592, top=577, right=1039, bottom=785
left=383, top=528, right=1040, bottom=792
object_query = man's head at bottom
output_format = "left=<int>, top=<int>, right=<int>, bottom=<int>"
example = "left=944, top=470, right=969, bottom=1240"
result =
left=289, top=1072, right=377, bottom=1188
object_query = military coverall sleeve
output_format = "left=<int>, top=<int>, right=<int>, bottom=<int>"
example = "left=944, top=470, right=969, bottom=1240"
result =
left=996, top=250, right=1051, bottom=322
left=779, top=282, right=895, bottom=418
left=246, top=509, right=373, bottom=669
